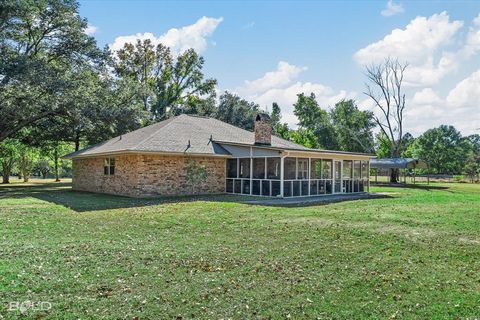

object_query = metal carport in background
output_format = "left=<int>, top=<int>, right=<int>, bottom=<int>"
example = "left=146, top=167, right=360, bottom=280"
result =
left=370, top=158, right=429, bottom=184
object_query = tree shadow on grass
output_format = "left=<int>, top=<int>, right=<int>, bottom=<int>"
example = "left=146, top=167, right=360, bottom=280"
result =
left=1, top=181, right=395, bottom=212
left=371, top=182, right=450, bottom=191
left=0, top=181, right=262, bottom=212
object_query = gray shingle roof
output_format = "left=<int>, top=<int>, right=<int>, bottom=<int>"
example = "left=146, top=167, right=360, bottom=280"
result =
left=64, top=114, right=309, bottom=159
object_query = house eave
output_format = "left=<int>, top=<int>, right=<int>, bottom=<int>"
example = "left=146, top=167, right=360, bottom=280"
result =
left=214, top=140, right=376, bottom=159
left=62, top=149, right=233, bottom=160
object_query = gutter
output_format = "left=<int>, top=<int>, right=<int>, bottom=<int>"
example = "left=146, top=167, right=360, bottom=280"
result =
left=62, top=149, right=233, bottom=160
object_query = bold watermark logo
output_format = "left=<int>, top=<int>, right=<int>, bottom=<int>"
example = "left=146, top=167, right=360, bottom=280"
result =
left=7, top=301, right=52, bottom=313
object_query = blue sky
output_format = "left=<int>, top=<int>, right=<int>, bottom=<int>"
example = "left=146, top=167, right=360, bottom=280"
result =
left=79, top=0, right=480, bottom=136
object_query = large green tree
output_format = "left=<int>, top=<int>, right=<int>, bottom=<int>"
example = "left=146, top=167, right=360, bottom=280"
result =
left=0, top=0, right=102, bottom=142
left=329, top=100, right=375, bottom=153
left=270, top=103, right=290, bottom=139
left=0, top=139, right=20, bottom=183
left=411, top=125, right=470, bottom=174
left=114, top=39, right=217, bottom=120
left=463, top=134, right=480, bottom=182
left=215, top=91, right=260, bottom=131
left=293, top=93, right=338, bottom=150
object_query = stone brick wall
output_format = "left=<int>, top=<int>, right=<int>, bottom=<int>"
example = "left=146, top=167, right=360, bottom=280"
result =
left=72, top=154, right=226, bottom=197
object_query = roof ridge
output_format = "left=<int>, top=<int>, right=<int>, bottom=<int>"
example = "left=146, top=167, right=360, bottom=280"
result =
left=184, top=114, right=211, bottom=119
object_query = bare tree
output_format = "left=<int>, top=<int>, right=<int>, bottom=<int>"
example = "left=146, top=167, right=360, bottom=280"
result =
left=364, top=58, right=408, bottom=183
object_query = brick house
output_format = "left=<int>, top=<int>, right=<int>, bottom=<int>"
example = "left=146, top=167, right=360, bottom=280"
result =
left=64, top=114, right=374, bottom=198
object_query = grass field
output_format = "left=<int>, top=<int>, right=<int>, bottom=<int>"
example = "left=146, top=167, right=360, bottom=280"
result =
left=0, top=180, right=479, bottom=319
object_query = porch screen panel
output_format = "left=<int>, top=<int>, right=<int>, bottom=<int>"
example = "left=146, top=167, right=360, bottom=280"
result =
left=297, top=158, right=309, bottom=180
left=354, top=161, right=361, bottom=179
left=361, top=161, right=369, bottom=179
left=227, top=159, right=237, bottom=178
left=311, top=159, right=322, bottom=179
left=253, top=158, right=266, bottom=179
left=284, top=181, right=293, bottom=197
left=361, top=161, right=369, bottom=192
left=226, top=179, right=233, bottom=193
left=239, top=158, right=250, bottom=178
left=322, top=160, right=332, bottom=179
left=334, top=161, right=342, bottom=193
left=343, top=161, right=352, bottom=179
left=343, top=160, right=353, bottom=193
left=267, top=158, right=281, bottom=179
left=271, top=181, right=281, bottom=196
left=252, top=180, right=261, bottom=195
left=284, top=157, right=296, bottom=180
left=261, top=181, right=270, bottom=196
left=352, top=161, right=360, bottom=192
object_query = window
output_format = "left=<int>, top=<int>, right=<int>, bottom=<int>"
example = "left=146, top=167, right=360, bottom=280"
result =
left=104, top=158, right=115, bottom=175
left=267, top=158, right=280, bottom=179
left=297, top=158, right=309, bottom=180
left=227, top=159, right=238, bottom=178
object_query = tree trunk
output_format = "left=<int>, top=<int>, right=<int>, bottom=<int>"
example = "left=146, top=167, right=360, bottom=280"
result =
left=2, top=164, right=10, bottom=184
left=21, top=156, right=29, bottom=182
left=390, top=168, right=398, bottom=183
left=75, top=138, right=80, bottom=152
left=54, top=147, right=60, bottom=182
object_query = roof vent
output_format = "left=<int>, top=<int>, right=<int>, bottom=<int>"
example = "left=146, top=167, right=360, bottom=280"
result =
left=254, top=113, right=272, bottom=146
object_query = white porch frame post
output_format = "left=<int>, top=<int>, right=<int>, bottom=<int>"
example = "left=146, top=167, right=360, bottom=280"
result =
left=249, top=147, right=253, bottom=195
left=368, top=160, right=371, bottom=192
left=333, top=160, right=343, bottom=194
left=280, top=156, right=285, bottom=197
left=333, top=160, right=338, bottom=194
left=308, top=158, right=311, bottom=196
left=340, top=160, right=343, bottom=193
left=264, top=158, right=267, bottom=196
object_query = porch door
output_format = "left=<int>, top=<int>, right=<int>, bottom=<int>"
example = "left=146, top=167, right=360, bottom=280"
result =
left=333, top=160, right=342, bottom=193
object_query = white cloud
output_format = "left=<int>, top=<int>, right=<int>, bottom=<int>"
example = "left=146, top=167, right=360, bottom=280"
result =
left=405, top=88, right=445, bottom=135
left=445, top=86, right=480, bottom=133
left=411, top=88, right=442, bottom=105
left=85, top=25, right=98, bottom=35
left=242, top=21, right=255, bottom=29
left=457, top=13, right=480, bottom=59
left=355, top=12, right=464, bottom=87
left=474, top=14, right=480, bottom=27
left=403, top=73, right=480, bottom=136
left=110, top=16, right=223, bottom=54
left=355, top=13, right=480, bottom=135
left=381, top=0, right=404, bottom=17
left=235, top=62, right=353, bottom=128
left=446, top=69, right=480, bottom=108
left=240, top=61, right=307, bottom=95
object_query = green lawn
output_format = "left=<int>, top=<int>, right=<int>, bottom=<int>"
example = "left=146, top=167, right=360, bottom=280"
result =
left=0, top=181, right=479, bottom=319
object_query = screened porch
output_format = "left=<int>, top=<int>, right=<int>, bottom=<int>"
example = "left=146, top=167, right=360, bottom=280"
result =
left=225, top=156, right=370, bottom=197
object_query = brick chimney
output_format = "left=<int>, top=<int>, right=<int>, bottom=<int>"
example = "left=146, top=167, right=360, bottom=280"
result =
left=254, top=113, right=272, bottom=145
